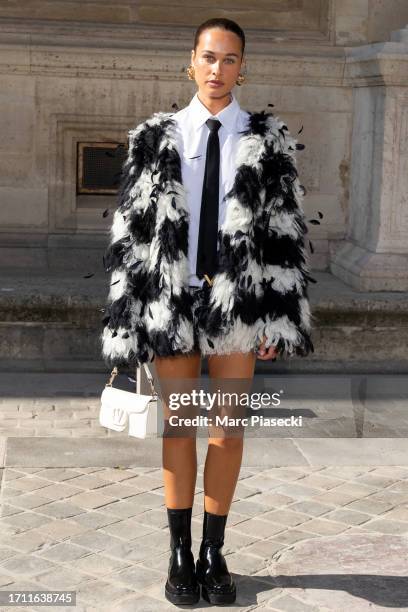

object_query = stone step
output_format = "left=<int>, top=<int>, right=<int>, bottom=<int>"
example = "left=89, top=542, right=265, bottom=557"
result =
left=0, top=372, right=407, bottom=443
left=0, top=268, right=407, bottom=373
left=3, top=438, right=408, bottom=469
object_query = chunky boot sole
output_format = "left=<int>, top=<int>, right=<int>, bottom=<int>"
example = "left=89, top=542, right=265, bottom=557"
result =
left=165, top=580, right=200, bottom=606
left=201, top=583, right=236, bottom=605
left=196, top=559, right=236, bottom=605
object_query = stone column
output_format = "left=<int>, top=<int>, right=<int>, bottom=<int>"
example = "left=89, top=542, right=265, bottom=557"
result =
left=330, top=25, right=408, bottom=291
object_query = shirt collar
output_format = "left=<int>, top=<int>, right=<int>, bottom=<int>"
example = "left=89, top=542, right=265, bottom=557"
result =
left=189, top=91, right=241, bottom=134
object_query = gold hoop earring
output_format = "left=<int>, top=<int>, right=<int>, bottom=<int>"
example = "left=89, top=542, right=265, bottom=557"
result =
left=236, top=73, right=245, bottom=86
left=187, top=65, right=195, bottom=80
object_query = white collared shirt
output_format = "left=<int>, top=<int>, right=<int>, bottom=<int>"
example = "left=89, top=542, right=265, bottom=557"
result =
left=173, top=92, right=250, bottom=287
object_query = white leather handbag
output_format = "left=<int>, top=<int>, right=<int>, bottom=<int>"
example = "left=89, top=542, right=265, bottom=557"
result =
left=99, top=363, right=159, bottom=438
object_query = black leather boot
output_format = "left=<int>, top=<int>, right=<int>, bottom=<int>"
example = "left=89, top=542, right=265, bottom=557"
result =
left=164, top=507, right=200, bottom=605
left=196, top=510, right=236, bottom=605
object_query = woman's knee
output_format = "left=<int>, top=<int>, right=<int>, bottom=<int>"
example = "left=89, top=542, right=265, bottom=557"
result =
left=207, top=434, right=244, bottom=449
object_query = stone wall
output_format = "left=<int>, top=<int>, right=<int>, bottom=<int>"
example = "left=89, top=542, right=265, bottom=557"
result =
left=0, top=1, right=407, bottom=288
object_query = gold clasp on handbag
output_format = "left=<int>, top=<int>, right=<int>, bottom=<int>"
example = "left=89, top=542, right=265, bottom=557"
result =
left=204, top=274, right=213, bottom=287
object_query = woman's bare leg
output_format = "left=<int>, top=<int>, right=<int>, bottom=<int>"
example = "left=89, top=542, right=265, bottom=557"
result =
left=155, top=352, right=201, bottom=509
left=204, top=351, right=256, bottom=515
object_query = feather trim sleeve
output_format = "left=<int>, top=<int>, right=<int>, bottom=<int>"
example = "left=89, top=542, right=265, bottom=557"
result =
left=99, top=120, right=155, bottom=368
left=257, top=117, right=315, bottom=358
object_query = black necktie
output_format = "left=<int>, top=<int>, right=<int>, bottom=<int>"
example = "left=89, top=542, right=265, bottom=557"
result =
left=196, top=118, right=222, bottom=282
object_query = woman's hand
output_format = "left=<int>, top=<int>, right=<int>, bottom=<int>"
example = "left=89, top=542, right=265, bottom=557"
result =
left=256, top=335, right=278, bottom=360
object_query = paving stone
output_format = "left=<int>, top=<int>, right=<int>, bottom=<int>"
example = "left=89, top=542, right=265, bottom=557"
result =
left=0, top=512, right=53, bottom=534
left=36, top=541, right=93, bottom=562
left=233, top=518, right=287, bottom=539
left=0, top=522, right=18, bottom=537
left=370, top=490, right=408, bottom=505
left=103, top=541, right=163, bottom=564
left=113, top=564, right=165, bottom=589
left=267, top=533, right=408, bottom=609
left=75, top=578, right=136, bottom=606
left=346, top=497, right=395, bottom=515
left=111, top=594, right=172, bottom=612
left=268, top=594, right=319, bottom=611
left=381, top=506, right=408, bottom=522
left=4, top=494, right=54, bottom=511
left=118, top=474, right=164, bottom=492
left=359, top=518, right=408, bottom=535
left=257, top=468, right=309, bottom=482
left=212, top=528, right=258, bottom=554
left=243, top=539, right=285, bottom=560
left=100, top=517, right=155, bottom=540
left=73, top=552, right=132, bottom=577
left=136, top=508, right=169, bottom=529
left=271, top=483, right=322, bottom=499
left=251, top=491, right=297, bottom=508
left=33, top=468, right=83, bottom=482
left=32, top=483, right=84, bottom=501
left=320, top=466, right=371, bottom=478
left=139, top=552, right=170, bottom=572
left=235, top=475, right=286, bottom=492
left=312, top=489, right=366, bottom=507
left=88, top=500, right=137, bottom=519
left=60, top=473, right=113, bottom=489
left=3, top=470, right=27, bottom=482
left=7, top=477, right=53, bottom=493
left=322, top=508, right=372, bottom=526
left=191, top=517, right=204, bottom=542
left=0, top=504, right=25, bottom=517
left=225, top=551, right=269, bottom=575
left=260, top=509, right=312, bottom=527
left=295, top=473, right=346, bottom=490
left=229, top=574, right=278, bottom=606
left=3, top=462, right=408, bottom=609
left=0, top=427, right=36, bottom=436
left=354, top=473, right=402, bottom=488
left=269, top=530, right=320, bottom=547
left=234, top=481, right=263, bottom=498
left=91, top=483, right=143, bottom=499
left=299, top=517, right=349, bottom=536
left=370, top=466, right=408, bottom=479
left=33, top=501, right=87, bottom=520
left=226, top=510, right=252, bottom=526
left=230, top=498, right=274, bottom=516
left=69, top=530, right=125, bottom=552
left=0, top=554, right=56, bottom=576
left=68, top=468, right=104, bottom=476
left=0, top=572, right=14, bottom=587
left=33, top=566, right=94, bottom=589
left=115, top=491, right=164, bottom=510
left=37, top=517, right=96, bottom=540
left=0, top=547, right=17, bottom=562
left=2, top=487, right=27, bottom=499
left=91, top=468, right=139, bottom=483
left=286, top=500, right=333, bottom=517
left=0, top=530, right=54, bottom=554
left=65, top=491, right=118, bottom=510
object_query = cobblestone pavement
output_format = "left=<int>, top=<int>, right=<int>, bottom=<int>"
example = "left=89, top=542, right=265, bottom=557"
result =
left=1, top=464, right=408, bottom=611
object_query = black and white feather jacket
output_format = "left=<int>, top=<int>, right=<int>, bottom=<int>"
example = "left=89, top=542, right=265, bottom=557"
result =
left=100, top=108, right=315, bottom=368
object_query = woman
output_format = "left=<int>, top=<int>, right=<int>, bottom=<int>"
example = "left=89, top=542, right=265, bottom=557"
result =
left=100, top=17, right=314, bottom=606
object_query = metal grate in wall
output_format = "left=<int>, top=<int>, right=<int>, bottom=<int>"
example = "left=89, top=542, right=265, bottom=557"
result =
left=77, top=142, right=127, bottom=195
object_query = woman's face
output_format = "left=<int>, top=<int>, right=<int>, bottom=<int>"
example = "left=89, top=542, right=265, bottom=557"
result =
left=191, top=28, right=244, bottom=99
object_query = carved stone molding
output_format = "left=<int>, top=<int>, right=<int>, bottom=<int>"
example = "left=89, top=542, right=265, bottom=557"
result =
left=330, top=25, right=408, bottom=291
left=48, top=114, right=137, bottom=232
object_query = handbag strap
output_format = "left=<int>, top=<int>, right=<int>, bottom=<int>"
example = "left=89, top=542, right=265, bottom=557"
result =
left=106, top=363, right=158, bottom=398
